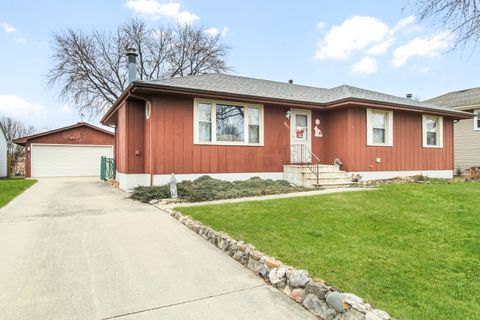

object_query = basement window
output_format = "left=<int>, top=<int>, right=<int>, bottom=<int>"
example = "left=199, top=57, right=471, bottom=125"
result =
left=194, top=99, right=264, bottom=146
left=422, top=115, right=443, bottom=148
left=366, top=108, right=393, bottom=146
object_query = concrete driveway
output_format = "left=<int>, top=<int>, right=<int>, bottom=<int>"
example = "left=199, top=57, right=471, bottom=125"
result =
left=0, top=178, right=315, bottom=320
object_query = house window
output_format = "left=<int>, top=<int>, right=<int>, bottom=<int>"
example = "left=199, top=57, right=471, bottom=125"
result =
left=422, top=115, right=443, bottom=148
left=474, top=109, right=480, bottom=130
left=366, top=109, right=393, bottom=146
left=194, top=99, right=263, bottom=145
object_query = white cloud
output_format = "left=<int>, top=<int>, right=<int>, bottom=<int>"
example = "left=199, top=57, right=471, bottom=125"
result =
left=351, top=56, right=378, bottom=75
left=367, top=38, right=394, bottom=55
left=392, top=31, right=454, bottom=67
left=15, top=37, right=27, bottom=43
left=124, top=0, right=199, bottom=24
left=315, top=15, right=418, bottom=60
left=315, top=16, right=390, bottom=60
left=1, top=22, right=16, bottom=33
left=391, top=16, right=416, bottom=33
left=316, top=21, right=325, bottom=29
left=0, top=95, right=46, bottom=119
left=205, top=26, right=229, bottom=37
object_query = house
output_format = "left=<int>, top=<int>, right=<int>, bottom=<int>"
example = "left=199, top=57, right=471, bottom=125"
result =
left=426, top=88, right=480, bottom=171
left=100, top=56, right=471, bottom=190
left=14, top=122, right=114, bottom=178
left=0, top=123, right=7, bottom=178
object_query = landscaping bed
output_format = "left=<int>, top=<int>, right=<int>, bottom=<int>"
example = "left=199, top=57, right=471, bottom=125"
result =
left=130, top=175, right=310, bottom=203
left=0, top=178, right=36, bottom=208
left=177, top=182, right=480, bottom=320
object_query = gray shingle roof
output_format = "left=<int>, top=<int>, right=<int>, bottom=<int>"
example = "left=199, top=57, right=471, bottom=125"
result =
left=135, top=73, right=467, bottom=116
left=425, top=87, right=480, bottom=109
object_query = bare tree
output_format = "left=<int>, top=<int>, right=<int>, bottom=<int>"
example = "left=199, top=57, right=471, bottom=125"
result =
left=48, top=18, right=231, bottom=117
left=0, top=117, right=35, bottom=176
left=413, top=0, right=480, bottom=47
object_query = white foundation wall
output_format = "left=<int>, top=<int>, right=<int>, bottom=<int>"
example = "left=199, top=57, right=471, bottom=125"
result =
left=351, top=170, right=454, bottom=181
left=117, top=173, right=151, bottom=191
left=117, top=172, right=284, bottom=191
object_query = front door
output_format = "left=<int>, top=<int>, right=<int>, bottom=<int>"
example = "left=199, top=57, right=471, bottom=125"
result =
left=290, top=109, right=312, bottom=163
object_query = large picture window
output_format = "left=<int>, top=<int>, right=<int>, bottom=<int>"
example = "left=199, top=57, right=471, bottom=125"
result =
left=194, top=99, right=263, bottom=145
left=422, top=115, right=443, bottom=148
left=366, top=108, right=393, bottom=146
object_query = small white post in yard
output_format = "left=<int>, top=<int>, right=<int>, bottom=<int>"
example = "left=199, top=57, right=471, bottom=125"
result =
left=169, top=173, right=178, bottom=199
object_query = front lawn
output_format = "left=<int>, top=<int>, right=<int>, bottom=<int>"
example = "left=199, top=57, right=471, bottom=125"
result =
left=177, top=183, right=480, bottom=320
left=0, top=179, right=36, bottom=208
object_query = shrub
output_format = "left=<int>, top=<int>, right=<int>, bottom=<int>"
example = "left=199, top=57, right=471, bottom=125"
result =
left=129, top=176, right=310, bottom=203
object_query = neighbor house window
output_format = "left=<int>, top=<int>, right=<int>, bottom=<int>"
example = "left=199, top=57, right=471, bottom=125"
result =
left=422, top=115, right=443, bottom=148
left=474, top=109, right=480, bottom=130
left=194, top=99, right=263, bottom=145
left=366, top=108, right=393, bottom=146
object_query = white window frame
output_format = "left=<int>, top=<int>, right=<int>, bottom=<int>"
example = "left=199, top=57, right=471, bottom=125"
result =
left=193, top=98, right=264, bottom=146
left=422, top=114, right=443, bottom=148
left=474, top=109, right=480, bottom=131
left=366, top=108, right=393, bottom=147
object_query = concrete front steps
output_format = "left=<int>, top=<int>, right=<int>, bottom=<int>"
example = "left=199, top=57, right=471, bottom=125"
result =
left=283, top=164, right=357, bottom=188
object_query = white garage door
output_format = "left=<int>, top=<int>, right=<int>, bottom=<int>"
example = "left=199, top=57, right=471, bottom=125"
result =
left=31, top=144, right=114, bottom=177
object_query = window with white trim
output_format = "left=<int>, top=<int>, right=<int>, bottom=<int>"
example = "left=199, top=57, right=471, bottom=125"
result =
left=366, top=109, right=393, bottom=146
left=422, top=115, right=443, bottom=148
left=194, top=99, right=263, bottom=145
left=474, top=109, right=480, bottom=130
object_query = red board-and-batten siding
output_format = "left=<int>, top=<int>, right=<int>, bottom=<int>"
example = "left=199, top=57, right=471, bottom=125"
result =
left=23, top=126, right=114, bottom=177
left=115, top=94, right=454, bottom=176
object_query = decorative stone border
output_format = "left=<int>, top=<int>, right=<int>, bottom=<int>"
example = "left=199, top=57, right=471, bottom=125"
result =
left=158, top=207, right=393, bottom=320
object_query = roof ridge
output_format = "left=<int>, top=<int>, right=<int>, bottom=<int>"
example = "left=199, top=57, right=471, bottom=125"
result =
left=144, top=73, right=330, bottom=91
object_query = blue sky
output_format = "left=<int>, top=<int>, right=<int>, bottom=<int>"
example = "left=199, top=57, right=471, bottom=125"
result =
left=1, top=0, right=479, bottom=130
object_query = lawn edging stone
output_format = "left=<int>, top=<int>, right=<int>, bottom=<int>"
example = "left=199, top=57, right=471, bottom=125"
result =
left=158, top=206, right=393, bottom=320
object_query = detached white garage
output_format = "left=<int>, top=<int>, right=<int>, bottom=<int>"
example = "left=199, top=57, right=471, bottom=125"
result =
left=31, top=144, right=113, bottom=177
left=14, top=123, right=114, bottom=178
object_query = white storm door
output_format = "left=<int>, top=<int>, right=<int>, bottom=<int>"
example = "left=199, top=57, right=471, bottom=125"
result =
left=290, top=109, right=312, bottom=163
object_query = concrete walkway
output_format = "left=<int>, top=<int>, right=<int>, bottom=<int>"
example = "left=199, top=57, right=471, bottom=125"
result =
left=160, top=187, right=371, bottom=208
left=0, top=178, right=315, bottom=320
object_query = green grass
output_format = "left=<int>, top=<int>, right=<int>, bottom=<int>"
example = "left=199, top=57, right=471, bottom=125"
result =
left=178, top=183, right=480, bottom=319
left=0, top=179, right=36, bottom=208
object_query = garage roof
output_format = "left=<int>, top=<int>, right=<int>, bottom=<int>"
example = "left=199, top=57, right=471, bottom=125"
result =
left=14, top=122, right=114, bottom=146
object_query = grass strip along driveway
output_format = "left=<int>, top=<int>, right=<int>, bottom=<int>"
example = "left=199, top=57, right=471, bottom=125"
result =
left=0, top=179, right=36, bottom=208
left=178, top=183, right=480, bottom=320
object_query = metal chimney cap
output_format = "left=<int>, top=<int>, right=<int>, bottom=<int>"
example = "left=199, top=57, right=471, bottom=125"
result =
left=406, top=93, right=413, bottom=99
left=126, top=47, right=138, bottom=57
left=288, top=79, right=293, bottom=84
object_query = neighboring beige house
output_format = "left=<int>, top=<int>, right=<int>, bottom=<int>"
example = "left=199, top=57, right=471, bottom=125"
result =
left=427, top=88, right=480, bottom=171
left=0, top=123, right=7, bottom=177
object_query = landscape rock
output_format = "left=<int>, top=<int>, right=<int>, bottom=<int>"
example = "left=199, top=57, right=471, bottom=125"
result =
left=286, top=269, right=310, bottom=288
left=344, top=293, right=366, bottom=313
left=303, top=294, right=336, bottom=320
left=333, top=308, right=365, bottom=320
left=326, top=292, right=350, bottom=313
left=148, top=199, right=159, bottom=205
left=247, top=257, right=261, bottom=274
left=289, top=288, right=306, bottom=303
left=264, top=257, right=282, bottom=268
left=268, top=267, right=288, bottom=286
left=305, top=281, right=330, bottom=299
